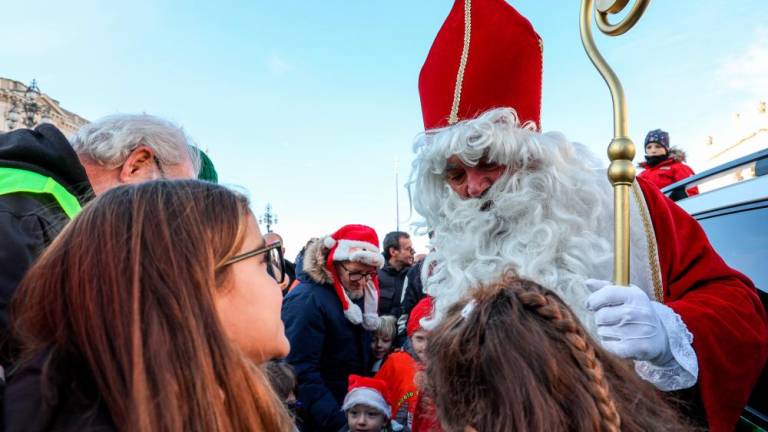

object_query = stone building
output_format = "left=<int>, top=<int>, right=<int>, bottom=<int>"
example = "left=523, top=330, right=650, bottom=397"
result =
left=703, top=101, right=767, bottom=168
left=0, top=77, right=88, bottom=136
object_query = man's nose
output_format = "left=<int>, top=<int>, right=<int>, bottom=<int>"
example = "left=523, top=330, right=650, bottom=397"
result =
left=466, top=170, right=492, bottom=198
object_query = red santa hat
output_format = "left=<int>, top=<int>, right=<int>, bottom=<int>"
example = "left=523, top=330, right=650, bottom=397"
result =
left=419, top=0, right=543, bottom=130
left=407, top=296, right=434, bottom=337
left=342, top=374, right=392, bottom=419
left=324, top=224, right=384, bottom=330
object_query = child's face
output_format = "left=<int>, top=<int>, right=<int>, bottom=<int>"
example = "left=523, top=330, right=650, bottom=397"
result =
left=645, top=142, right=667, bottom=157
left=371, top=334, right=394, bottom=360
left=411, top=329, right=428, bottom=363
left=347, top=404, right=387, bottom=432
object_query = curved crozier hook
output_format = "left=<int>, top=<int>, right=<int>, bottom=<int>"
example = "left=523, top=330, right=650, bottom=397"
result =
left=596, top=0, right=652, bottom=36
left=579, top=0, right=652, bottom=286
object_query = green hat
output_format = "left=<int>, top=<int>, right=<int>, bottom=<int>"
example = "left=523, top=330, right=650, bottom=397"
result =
left=197, top=149, right=218, bottom=183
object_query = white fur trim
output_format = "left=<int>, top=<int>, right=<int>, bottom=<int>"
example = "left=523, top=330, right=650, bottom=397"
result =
left=344, top=304, right=363, bottom=325
left=363, top=313, right=380, bottom=331
left=349, top=251, right=385, bottom=268
left=342, top=388, right=391, bottom=419
left=324, top=236, right=337, bottom=249
left=332, top=239, right=384, bottom=268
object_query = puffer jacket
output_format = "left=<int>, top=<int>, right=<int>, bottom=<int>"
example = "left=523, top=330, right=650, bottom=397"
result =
left=281, top=239, right=372, bottom=432
left=638, top=148, right=699, bottom=196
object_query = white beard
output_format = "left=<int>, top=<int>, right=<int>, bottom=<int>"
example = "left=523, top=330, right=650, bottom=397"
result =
left=410, top=108, right=656, bottom=334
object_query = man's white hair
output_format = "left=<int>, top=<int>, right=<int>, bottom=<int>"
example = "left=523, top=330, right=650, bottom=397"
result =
left=409, top=108, right=654, bottom=333
left=71, top=113, right=201, bottom=173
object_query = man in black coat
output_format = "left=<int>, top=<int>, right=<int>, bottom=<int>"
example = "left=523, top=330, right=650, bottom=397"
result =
left=282, top=225, right=384, bottom=432
left=0, top=115, right=199, bottom=367
left=376, top=231, right=415, bottom=319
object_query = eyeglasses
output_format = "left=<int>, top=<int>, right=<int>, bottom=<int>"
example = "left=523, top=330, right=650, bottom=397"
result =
left=223, top=240, right=286, bottom=284
left=340, top=264, right=376, bottom=282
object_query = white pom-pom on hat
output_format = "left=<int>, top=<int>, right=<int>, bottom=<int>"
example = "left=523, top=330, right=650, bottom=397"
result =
left=324, top=236, right=337, bottom=249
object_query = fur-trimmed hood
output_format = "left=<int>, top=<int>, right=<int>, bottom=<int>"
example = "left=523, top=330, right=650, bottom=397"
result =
left=301, top=238, right=334, bottom=285
left=669, top=147, right=687, bottom=162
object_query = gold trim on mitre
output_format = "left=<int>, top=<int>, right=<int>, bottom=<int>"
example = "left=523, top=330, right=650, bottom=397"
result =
left=448, top=0, right=472, bottom=125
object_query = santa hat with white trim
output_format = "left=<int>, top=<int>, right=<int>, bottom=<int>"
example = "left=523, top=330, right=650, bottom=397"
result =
left=324, top=224, right=384, bottom=330
left=342, top=374, right=392, bottom=419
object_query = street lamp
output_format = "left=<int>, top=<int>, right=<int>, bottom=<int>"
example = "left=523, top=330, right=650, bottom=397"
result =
left=5, top=79, right=42, bottom=130
left=22, top=80, right=41, bottom=128
left=259, top=203, right=278, bottom=233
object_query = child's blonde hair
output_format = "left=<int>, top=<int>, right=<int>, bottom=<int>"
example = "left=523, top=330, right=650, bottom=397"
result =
left=376, top=315, right=397, bottom=340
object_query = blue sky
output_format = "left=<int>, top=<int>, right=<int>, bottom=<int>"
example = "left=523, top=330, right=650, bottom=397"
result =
left=2, top=1, right=766, bottom=256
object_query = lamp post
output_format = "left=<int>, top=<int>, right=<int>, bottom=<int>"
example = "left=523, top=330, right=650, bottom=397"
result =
left=22, top=80, right=41, bottom=128
left=5, top=79, right=43, bottom=130
left=259, top=203, right=278, bottom=233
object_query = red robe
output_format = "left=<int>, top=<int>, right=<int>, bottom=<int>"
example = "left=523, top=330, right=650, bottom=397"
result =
left=638, top=177, right=768, bottom=431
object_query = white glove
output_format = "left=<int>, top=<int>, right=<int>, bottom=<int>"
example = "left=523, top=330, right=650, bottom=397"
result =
left=584, top=279, right=673, bottom=365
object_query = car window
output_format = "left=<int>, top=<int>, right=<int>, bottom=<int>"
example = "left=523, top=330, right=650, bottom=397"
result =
left=697, top=206, right=768, bottom=293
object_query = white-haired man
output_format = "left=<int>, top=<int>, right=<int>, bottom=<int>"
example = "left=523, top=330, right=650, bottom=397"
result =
left=410, top=1, right=767, bottom=431
left=0, top=114, right=200, bottom=366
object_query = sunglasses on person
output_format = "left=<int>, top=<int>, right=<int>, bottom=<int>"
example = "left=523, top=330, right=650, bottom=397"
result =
left=222, top=240, right=286, bottom=284
left=340, top=263, right=376, bottom=282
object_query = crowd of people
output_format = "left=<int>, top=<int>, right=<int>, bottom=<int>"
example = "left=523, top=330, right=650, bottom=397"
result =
left=1, top=0, right=766, bottom=431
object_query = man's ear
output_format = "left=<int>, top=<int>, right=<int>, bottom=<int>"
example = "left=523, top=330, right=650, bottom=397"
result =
left=119, top=146, right=156, bottom=183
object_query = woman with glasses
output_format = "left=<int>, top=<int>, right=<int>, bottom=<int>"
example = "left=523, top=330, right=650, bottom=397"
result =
left=5, top=180, right=293, bottom=432
left=282, top=224, right=385, bottom=432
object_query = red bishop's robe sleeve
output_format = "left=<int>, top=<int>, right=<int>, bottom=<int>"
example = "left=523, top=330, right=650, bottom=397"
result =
left=637, top=177, right=768, bottom=432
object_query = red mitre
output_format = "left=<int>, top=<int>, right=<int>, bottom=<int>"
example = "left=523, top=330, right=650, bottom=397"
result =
left=419, top=0, right=543, bottom=130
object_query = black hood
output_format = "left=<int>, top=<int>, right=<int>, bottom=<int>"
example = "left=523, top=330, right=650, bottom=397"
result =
left=0, top=124, right=92, bottom=201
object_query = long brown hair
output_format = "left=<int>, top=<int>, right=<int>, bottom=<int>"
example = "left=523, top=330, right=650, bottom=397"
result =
left=425, top=274, right=691, bottom=432
left=12, top=180, right=292, bottom=432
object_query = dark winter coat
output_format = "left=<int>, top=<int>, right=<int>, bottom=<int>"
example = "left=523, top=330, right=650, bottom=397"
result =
left=638, top=148, right=698, bottom=196
left=3, top=350, right=115, bottom=432
left=282, top=239, right=372, bottom=432
left=0, top=125, right=92, bottom=365
left=401, top=259, right=426, bottom=317
left=377, top=262, right=410, bottom=318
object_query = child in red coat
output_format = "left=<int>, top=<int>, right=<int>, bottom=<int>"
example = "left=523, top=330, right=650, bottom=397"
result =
left=638, top=129, right=698, bottom=197
left=375, top=297, right=440, bottom=432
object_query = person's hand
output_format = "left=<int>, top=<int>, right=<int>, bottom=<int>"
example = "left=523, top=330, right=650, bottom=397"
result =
left=585, top=279, right=673, bottom=365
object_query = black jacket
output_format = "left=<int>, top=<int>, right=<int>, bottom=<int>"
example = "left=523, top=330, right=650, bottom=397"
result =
left=282, top=239, right=372, bottom=432
left=401, top=259, right=426, bottom=316
left=0, top=125, right=92, bottom=365
left=3, top=350, right=115, bottom=432
left=377, top=262, right=410, bottom=318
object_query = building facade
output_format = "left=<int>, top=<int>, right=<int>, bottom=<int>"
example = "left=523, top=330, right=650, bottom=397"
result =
left=704, top=101, right=767, bottom=168
left=0, top=77, right=88, bottom=136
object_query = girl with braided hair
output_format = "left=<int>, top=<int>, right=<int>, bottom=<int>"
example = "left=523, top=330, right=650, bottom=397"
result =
left=425, top=275, right=691, bottom=432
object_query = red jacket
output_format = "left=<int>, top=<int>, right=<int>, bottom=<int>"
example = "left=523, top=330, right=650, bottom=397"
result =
left=639, top=177, right=768, bottom=431
left=638, top=156, right=699, bottom=196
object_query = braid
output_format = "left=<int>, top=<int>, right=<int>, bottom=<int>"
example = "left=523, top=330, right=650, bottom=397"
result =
left=514, top=287, right=621, bottom=432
